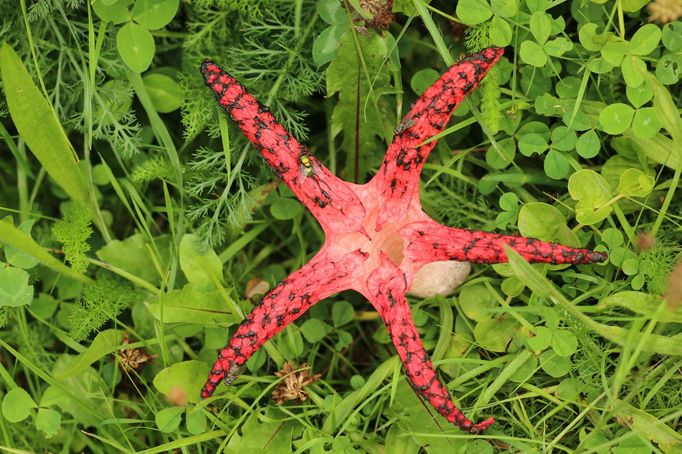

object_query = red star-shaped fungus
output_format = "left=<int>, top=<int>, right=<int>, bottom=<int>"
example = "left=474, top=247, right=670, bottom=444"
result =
left=199, top=47, right=607, bottom=433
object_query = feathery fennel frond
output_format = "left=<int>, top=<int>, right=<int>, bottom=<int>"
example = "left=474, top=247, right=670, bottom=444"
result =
left=69, top=273, right=139, bottom=342
left=52, top=203, right=92, bottom=275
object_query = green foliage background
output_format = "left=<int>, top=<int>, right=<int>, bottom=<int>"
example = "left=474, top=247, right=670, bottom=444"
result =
left=0, top=0, right=681, bottom=451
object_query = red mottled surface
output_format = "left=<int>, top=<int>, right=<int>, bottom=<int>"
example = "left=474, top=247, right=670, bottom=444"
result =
left=199, top=48, right=607, bottom=433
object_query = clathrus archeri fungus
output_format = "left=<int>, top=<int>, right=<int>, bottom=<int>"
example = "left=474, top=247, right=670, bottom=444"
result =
left=199, top=48, right=606, bottom=433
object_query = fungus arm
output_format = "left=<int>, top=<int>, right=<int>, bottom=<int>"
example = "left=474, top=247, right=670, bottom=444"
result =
left=401, top=220, right=607, bottom=266
left=201, top=61, right=365, bottom=234
left=363, top=255, right=494, bottom=433
left=372, top=48, right=503, bottom=229
left=201, top=246, right=367, bottom=398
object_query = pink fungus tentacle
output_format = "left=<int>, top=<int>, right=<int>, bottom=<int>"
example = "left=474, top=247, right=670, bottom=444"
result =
left=200, top=60, right=366, bottom=234
left=401, top=220, right=608, bottom=266
left=364, top=254, right=494, bottom=433
left=201, top=246, right=367, bottom=398
left=372, top=48, right=504, bottom=229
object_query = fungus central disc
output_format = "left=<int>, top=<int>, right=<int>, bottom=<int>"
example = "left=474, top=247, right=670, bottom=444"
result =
left=367, top=222, right=404, bottom=265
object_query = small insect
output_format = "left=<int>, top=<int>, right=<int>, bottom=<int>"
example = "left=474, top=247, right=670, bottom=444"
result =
left=393, top=117, right=416, bottom=136
left=298, top=152, right=315, bottom=183
left=224, top=363, right=246, bottom=385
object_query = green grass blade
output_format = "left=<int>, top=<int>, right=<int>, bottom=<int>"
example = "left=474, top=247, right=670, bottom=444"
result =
left=0, top=43, right=91, bottom=209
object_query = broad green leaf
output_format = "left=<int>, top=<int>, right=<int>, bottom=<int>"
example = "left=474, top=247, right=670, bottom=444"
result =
left=132, top=0, right=179, bottom=30
left=599, top=103, right=635, bottom=135
left=576, top=130, right=601, bottom=158
left=544, top=37, right=573, bottom=56
left=459, top=284, right=498, bottom=321
left=40, top=355, right=108, bottom=427
left=226, top=409, right=300, bottom=453
left=520, top=40, right=548, bottom=67
left=611, top=400, right=682, bottom=452
left=509, top=354, right=538, bottom=383
left=602, top=228, right=624, bottom=249
left=300, top=319, right=329, bottom=343
left=551, top=329, right=578, bottom=357
left=331, top=301, right=355, bottom=327
left=385, top=425, right=421, bottom=453
left=35, top=408, right=61, bottom=439
left=491, top=0, right=518, bottom=16
left=617, top=168, right=654, bottom=197
left=116, top=22, right=155, bottom=72
left=587, top=57, right=614, bottom=74
left=489, top=16, right=513, bottom=47
left=96, top=234, right=168, bottom=285
left=318, top=0, right=348, bottom=25
left=456, top=0, right=492, bottom=25
left=486, top=137, right=515, bottom=169
left=626, top=82, right=653, bottom=108
left=631, top=107, right=661, bottom=140
left=474, top=318, right=520, bottom=352
left=312, top=25, right=345, bottom=66
left=540, top=351, right=571, bottom=377
left=556, top=378, right=586, bottom=401
left=54, top=330, right=125, bottom=378
left=179, top=234, right=223, bottom=287
left=334, top=329, right=353, bottom=352
left=662, top=22, right=682, bottom=52
left=327, top=31, right=393, bottom=180
left=621, top=55, right=646, bottom=88
left=499, top=192, right=520, bottom=212
left=4, top=219, right=39, bottom=269
left=155, top=407, right=184, bottom=433
left=601, top=40, right=629, bottom=66
left=527, top=325, right=552, bottom=350
left=386, top=381, right=481, bottom=451
left=30, top=294, right=59, bottom=319
left=0, top=44, right=91, bottom=208
left=0, top=266, right=33, bottom=307
left=656, top=53, right=682, bottom=85
left=579, top=23, right=609, bottom=51
left=153, top=360, right=211, bottom=404
left=270, top=197, right=304, bottom=220
left=544, top=149, right=570, bottom=179
left=146, top=284, right=239, bottom=325
left=92, top=0, right=132, bottom=23
left=143, top=73, right=184, bottom=113
left=621, top=0, right=649, bottom=10
left=518, top=203, right=564, bottom=240
left=518, top=133, right=548, bottom=156
left=2, top=388, right=36, bottom=423
left=530, top=11, right=552, bottom=44
left=185, top=407, right=207, bottom=435
left=629, top=24, right=661, bottom=55
left=410, top=68, right=440, bottom=95
left=568, top=169, right=612, bottom=224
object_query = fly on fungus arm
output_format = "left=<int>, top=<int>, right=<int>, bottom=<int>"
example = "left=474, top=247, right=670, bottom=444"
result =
left=371, top=48, right=504, bottom=230
left=200, top=60, right=366, bottom=235
left=362, top=255, right=495, bottom=434
left=401, top=220, right=608, bottom=266
left=201, top=245, right=367, bottom=398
